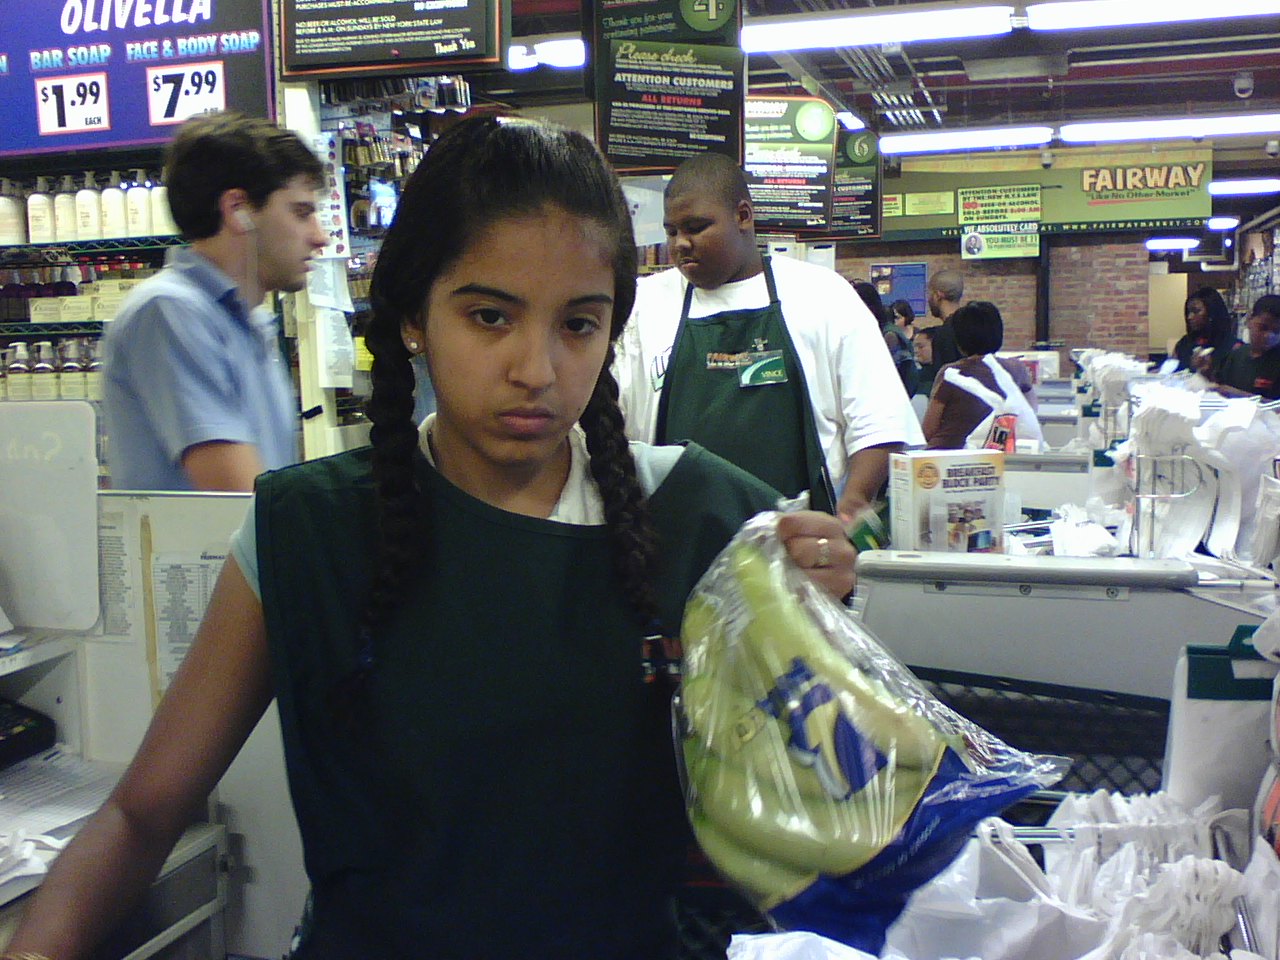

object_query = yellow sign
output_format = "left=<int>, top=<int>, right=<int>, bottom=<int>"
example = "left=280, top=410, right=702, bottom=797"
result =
left=958, top=184, right=1042, bottom=225
left=904, top=191, right=954, bottom=216
left=961, top=223, right=1040, bottom=260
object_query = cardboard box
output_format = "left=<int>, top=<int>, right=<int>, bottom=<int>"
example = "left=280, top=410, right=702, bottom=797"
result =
left=92, top=293, right=125, bottom=321
left=890, top=450, right=1005, bottom=553
left=58, top=296, right=94, bottom=323
left=28, top=298, right=63, bottom=323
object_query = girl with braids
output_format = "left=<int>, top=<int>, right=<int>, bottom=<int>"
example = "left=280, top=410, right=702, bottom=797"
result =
left=3, top=118, right=852, bottom=960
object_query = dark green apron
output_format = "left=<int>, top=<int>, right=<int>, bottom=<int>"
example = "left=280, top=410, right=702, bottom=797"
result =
left=654, top=257, right=836, bottom=514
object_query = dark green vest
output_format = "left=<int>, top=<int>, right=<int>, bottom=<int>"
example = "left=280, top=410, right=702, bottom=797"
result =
left=255, top=443, right=777, bottom=959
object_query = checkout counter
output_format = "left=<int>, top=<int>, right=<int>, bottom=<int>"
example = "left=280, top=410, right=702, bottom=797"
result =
left=855, top=551, right=1273, bottom=699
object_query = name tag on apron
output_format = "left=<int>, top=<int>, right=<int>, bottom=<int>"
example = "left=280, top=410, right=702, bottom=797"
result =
left=738, top=349, right=787, bottom=388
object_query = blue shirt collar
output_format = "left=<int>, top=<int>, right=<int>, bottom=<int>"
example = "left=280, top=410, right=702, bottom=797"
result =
left=164, top=245, right=253, bottom=325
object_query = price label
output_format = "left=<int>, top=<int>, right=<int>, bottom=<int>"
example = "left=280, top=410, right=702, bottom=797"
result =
left=34, top=73, right=111, bottom=135
left=146, top=61, right=226, bottom=126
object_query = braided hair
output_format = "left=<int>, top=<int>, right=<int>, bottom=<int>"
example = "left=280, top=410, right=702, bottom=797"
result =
left=356, top=118, right=659, bottom=682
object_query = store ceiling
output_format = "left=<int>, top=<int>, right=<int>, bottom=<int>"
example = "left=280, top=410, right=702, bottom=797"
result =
left=502, top=0, right=1280, bottom=208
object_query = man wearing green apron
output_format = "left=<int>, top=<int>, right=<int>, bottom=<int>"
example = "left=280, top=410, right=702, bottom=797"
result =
left=615, top=153, right=922, bottom=523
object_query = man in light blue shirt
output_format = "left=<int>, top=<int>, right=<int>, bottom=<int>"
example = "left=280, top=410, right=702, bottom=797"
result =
left=104, top=112, right=327, bottom=491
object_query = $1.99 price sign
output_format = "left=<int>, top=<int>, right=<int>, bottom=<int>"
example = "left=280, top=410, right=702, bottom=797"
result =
left=35, top=73, right=111, bottom=135
left=146, top=61, right=227, bottom=127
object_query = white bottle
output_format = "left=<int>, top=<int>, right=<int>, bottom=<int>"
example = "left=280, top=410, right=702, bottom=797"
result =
left=0, top=179, right=27, bottom=245
left=6, top=342, right=33, bottom=401
left=27, top=177, right=55, bottom=244
left=30, top=341, right=60, bottom=402
left=125, top=168, right=153, bottom=238
left=54, top=175, right=79, bottom=242
left=150, top=172, right=178, bottom=236
left=99, top=171, right=127, bottom=239
left=76, top=172, right=102, bottom=241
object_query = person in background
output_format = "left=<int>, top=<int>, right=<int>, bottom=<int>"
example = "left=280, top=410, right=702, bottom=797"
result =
left=2, top=118, right=856, bottom=960
left=913, top=326, right=938, bottom=398
left=103, top=111, right=327, bottom=491
left=922, top=301, right=1037, bottom=449
left=890, top=299, right=917, bottom=343
left=1175, top=286, right=1239, bottom=378
left=855, top=281, right=919, bottom=397
left=1201, top=295, right=1280, bottom=401
left=921, top=269, right=965, bottom=372
left=615, top=153, right=922, bottom=524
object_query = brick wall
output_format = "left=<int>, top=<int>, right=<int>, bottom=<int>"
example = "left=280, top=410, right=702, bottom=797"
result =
left=833, top=236, right=1153, bottom=360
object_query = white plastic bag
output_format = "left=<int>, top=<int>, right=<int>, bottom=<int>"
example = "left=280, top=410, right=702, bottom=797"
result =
left=884, top=819, right=1107, bottom=960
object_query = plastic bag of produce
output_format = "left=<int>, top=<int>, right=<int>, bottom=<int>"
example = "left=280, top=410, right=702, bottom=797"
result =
left=675, top=510, right=1069, bottom=954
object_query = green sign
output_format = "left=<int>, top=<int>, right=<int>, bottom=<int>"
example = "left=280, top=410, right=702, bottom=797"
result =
left=597, top=40, right=745, bottom=172
left=883, top=146, right=1212, bottom=240
left=745, top=96, right=837, bottom=232
left=830, top=130, right=880, bottom=238
left=592, top=0, right=743, bottom=170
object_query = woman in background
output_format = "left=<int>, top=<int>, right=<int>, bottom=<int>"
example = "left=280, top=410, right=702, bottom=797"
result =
left=1175, top=286, right=1239, bottom=378
left=890, top=299, right=916, bottom=344
left=922, top=301, right=1037, bottom=449
left=855, top=280, right=919, bottom=396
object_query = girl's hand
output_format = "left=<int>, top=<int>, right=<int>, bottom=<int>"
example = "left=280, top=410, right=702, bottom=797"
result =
left=777, top=511, right=856, bottom=602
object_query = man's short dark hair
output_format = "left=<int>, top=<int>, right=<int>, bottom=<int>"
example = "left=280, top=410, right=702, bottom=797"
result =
left=951, top=300, right=1004, bottom=356
left=665, top=152, right=750, bottom=209
left=928, top=269, right=965, bottom=304
left=164, top=111, right=324, bottom=240
left=1253, top=294, right=1280, bottom=324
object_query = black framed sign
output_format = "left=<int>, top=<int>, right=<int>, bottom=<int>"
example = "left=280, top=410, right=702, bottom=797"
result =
left=280, top=0, right=506, bottom=79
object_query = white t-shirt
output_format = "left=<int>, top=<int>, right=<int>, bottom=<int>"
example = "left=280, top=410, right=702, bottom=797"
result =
left=614, top=254, right=924, bottom=490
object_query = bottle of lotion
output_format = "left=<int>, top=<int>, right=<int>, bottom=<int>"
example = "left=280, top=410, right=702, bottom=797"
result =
left=150, top=171, right=178, bottom=236
left=76, top=171, right=102, bottom=241
left=27, top=177, right=55, bottom=244
left=125, top=168, right=153, bottom=238
left=54, top=174, right=79, bottom=242
left=99, top=171, right=127, bottom=239
left=0, top=179, right=27, bottom=245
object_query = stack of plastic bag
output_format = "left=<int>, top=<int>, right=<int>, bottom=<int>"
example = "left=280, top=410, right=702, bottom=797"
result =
left=676, top=510, right=1068, bottom=954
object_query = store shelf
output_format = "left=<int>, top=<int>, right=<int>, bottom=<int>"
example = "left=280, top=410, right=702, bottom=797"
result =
left=0, top=236, right=183, bottom=256
left=0, top=633, right=78, bottom=682
left=0, top=321, right=105, bottom=337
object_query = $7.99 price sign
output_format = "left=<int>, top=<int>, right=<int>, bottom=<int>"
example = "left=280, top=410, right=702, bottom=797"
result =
left=35, top=73, right=111, bottom=135
left=146, top=61, right=226, bottom=126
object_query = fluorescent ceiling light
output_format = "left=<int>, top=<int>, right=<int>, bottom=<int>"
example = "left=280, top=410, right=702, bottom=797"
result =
left=1206, top=216, right=1240, bottom=230
left=1208, top=178, right=1280, bottom=196
left=506, top=45, right=539, bottom=71
left=1060, top=113, right=1280, bottom=142
left=741, top=6, right=1013, bottom=53
left=881, top=125, right=1053, bottom=154
left=1027, top=0, right=1280, bottom=30
left=1146, top=237, right=1199, bottom=251
left=836, top=111, right=866, bottom=131
left=534, top=38, right=586, bottom=68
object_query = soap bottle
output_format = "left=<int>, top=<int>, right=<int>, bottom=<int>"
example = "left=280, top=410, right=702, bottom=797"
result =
left=150, top=171, right=178, bottom=236
left=59, top=339, right=87, bottom=400
left=30, top=341, right=60, bottom=401
left=76, top=171, right=102, bottom=241
left=54, top=174, right=79, bottom=242
left=0, top=179, right=27, bottom=245
left=27, top=177, right=55, bottom=244
left=99, top=171, right=127, bottom=239
left=6, top=342, right=33, bottom=401
left=125, top=169, right=153, bottom=237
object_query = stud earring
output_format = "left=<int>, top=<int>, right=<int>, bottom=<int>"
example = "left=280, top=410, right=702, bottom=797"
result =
left=405, top=339, right=420, bottom=353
